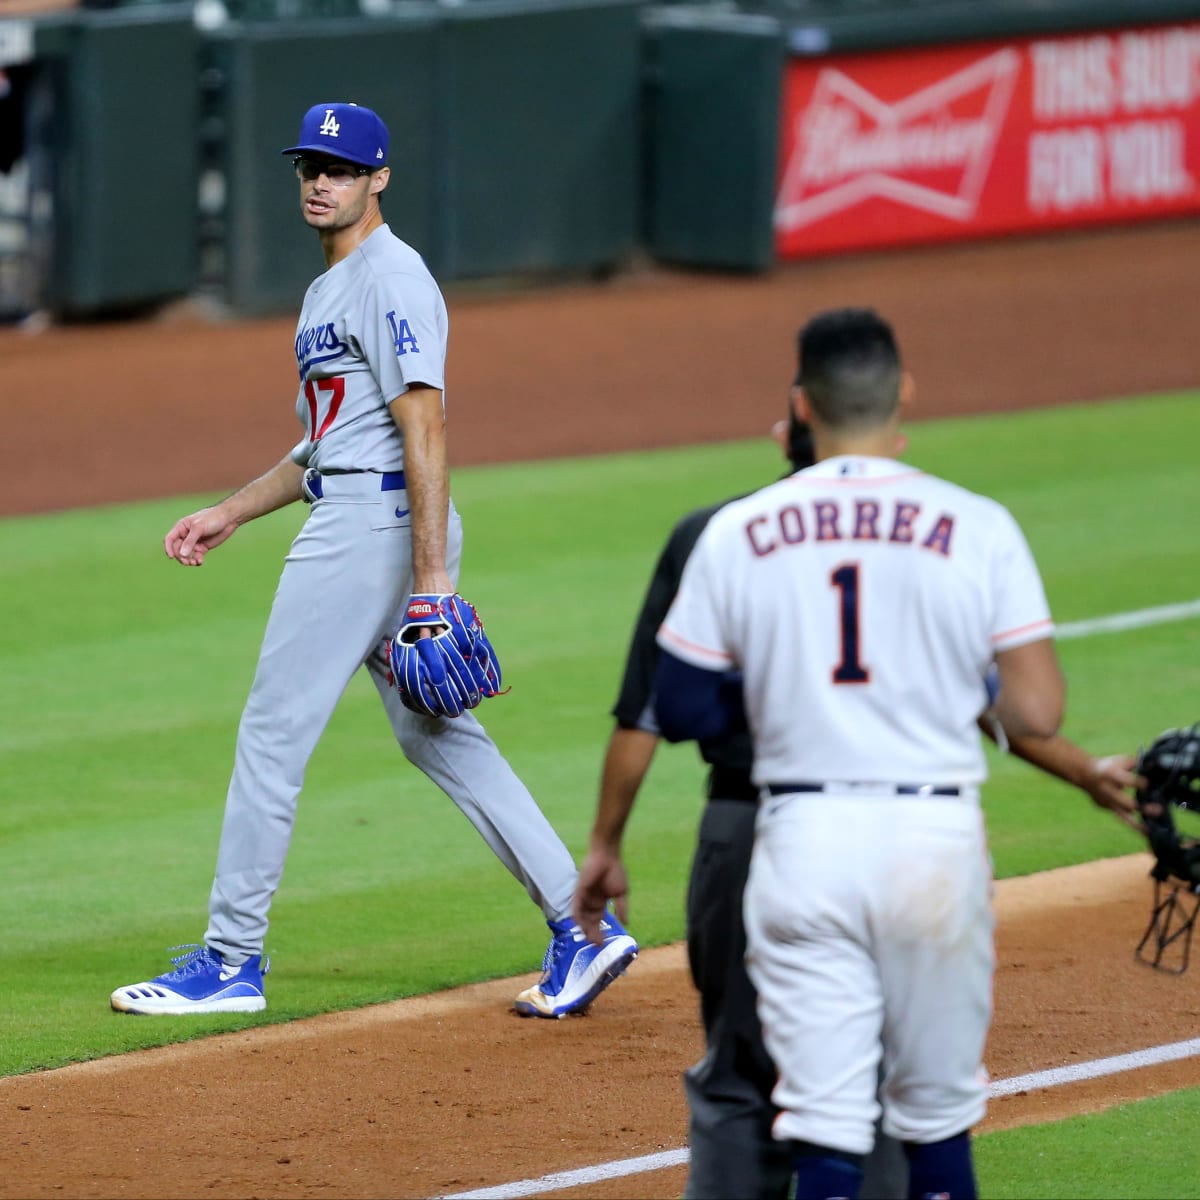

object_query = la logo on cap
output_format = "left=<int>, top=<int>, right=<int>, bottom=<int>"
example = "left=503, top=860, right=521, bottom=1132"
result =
left=282, top=101, right=387, bottom=168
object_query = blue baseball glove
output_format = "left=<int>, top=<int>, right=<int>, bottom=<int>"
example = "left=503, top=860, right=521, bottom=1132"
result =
left=389, top=593, right=503, bottom=718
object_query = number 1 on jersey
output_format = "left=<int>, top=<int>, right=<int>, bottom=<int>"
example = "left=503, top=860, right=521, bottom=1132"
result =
left=304, top=376, right=345, bottom=441
left=831, top=562, right=870, bottom=684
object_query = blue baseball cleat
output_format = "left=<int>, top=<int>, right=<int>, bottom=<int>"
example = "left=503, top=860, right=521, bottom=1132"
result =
left=110, top=944, right=269, bottom=1015
left=514, top=912, right=639, bottom=1018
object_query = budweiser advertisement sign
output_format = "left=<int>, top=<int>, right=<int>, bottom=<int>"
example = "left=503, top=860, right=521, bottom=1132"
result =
left=775, top=24, right=1200, bottom=257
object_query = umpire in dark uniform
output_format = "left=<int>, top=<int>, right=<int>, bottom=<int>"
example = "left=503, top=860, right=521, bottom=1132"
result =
left=574, top=413, right=906, bottom=1200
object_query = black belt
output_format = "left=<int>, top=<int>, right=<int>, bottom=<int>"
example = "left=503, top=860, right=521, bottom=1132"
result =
left=706, top=765, right=758, bottom=804
left=303, top=469, right=406, bottom=501
left=765, top=782, right=962, bottom=797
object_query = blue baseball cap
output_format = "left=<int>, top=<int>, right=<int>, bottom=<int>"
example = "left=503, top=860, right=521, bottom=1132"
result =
left=281, top=102, right=388, bottom=168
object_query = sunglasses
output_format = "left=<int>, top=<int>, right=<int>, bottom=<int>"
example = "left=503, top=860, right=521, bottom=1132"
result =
left=293, top=157, right=373, bottom=186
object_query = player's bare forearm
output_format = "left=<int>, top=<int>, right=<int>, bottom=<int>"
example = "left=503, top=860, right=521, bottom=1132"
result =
left=588, top=726, right=660, bottom=854
left=1004, top=732, right=1144, bottom=831
left=575, top=726, right=658, bottom=944
left=223, top=454, right=307, bottom=522
left=390, top=386, right=452, bottom=593
left=164, top=454, right=304, bottom=566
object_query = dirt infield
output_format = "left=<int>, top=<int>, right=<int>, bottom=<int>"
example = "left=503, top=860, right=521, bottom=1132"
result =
left=4, top=857, right=1195, bottom=1199
left=4, top=220, right=1200, bottom=517
left=3, top=219, right=1200, bottom=1198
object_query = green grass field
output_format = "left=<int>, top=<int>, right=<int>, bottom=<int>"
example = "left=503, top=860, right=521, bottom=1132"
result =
left=975, top=1089, right=1200, bottom=1198
left=2, top=391, right=1198, bottom=1194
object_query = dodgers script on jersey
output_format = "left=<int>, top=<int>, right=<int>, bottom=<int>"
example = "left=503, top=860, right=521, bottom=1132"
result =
left=290, top=224, right=448, bottom=472
left=658, top=455, right=1053, bottom=786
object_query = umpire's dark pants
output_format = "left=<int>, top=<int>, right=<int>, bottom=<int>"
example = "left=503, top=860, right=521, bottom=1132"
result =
left=683, top=794, right=907, bottom=1200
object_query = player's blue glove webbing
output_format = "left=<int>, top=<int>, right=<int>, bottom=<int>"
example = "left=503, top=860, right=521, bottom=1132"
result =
left=389, top=593, right=504, bottom=718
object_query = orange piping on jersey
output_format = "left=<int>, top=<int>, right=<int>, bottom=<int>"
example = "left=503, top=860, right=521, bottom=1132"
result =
left=990, top=617, right=1054, bottom=644
left=657, top=624, right=733, bottom=668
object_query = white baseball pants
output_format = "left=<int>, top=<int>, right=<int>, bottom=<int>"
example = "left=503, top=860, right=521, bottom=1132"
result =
left=744, top=789, right=993, bottom=1155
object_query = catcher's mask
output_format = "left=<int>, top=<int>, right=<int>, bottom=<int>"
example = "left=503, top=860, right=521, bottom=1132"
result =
left=1133, top=723, right=1200, bottom=974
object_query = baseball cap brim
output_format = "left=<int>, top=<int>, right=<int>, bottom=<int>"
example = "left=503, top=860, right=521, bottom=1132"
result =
left=281, top=144, right=380, bottom=168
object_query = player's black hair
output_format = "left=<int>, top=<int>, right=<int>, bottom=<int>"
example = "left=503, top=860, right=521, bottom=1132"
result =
left=786, top=411, right=816, bottom=472
left=795, top=308, right=901, bottom=430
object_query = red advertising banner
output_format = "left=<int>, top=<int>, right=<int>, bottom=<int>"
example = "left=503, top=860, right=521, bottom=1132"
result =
left=775, top=23, right=1200, bottom=258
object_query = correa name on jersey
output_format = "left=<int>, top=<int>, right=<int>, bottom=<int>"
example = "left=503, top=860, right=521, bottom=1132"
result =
left=295, top=320, right=349, bottom=380
left=744, top=496, right=955, bottom=558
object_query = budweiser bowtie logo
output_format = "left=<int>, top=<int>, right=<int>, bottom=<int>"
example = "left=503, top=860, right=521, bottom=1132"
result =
left=775, top=48, right=1021, bottom=231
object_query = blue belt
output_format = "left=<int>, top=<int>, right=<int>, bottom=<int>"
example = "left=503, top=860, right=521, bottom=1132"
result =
left=765, top=782, right=962, bottom=797
left=303, top=469, right=406, bottom=501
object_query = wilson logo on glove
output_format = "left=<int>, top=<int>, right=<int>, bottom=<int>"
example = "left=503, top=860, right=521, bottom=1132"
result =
left=389, top=592, right=504, bottom=719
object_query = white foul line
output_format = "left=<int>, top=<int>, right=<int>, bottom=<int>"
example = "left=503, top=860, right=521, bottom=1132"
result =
left=1056, top=597, right=1200, bottom=640
left=988, top=1036, right=1200, bottom=1097
left=442, top=1037, right=1200, bottom=1199
left=442, top=1148, right=691, bottom=1200
left=444, top=599, right=1200, bottom=1200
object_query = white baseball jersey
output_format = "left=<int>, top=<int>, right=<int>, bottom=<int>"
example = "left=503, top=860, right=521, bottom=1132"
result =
left=658, top=455, right=1053, bottom=787
left=289, top=224, right=448, bottom=472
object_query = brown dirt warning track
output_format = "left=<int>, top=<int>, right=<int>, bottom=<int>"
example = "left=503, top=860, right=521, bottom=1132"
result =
left=3, top=219, right=1199, bottom=1198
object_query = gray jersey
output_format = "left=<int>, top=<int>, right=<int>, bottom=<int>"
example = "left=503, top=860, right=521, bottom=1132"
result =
left=290, top=224, right=448, bottom=472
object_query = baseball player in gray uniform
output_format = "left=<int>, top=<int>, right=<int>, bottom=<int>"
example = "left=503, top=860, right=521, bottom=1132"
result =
left=653, top=309, right=1137, bottom=1199
left=110, top=101, right=637, bottom=1018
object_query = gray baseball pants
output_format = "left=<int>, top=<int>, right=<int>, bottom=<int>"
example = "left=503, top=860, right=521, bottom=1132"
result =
left=204, top=473, right=577, bottom=961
